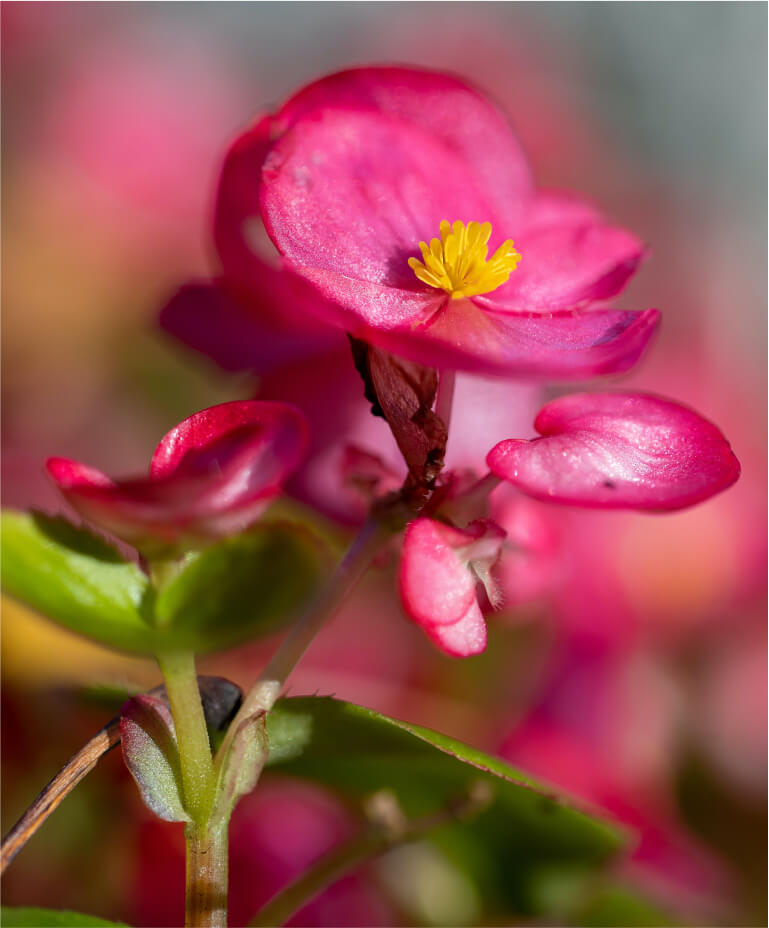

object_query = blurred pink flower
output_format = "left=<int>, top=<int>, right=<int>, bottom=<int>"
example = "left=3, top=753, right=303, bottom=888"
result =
left=46, top=401, right=308, bottom=557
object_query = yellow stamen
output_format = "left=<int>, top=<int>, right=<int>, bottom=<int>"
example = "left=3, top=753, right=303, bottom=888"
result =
left=408, top=220, right=521, bottom=299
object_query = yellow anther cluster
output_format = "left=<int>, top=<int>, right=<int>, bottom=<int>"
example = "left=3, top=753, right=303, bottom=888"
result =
left=408, top=220, right=521, bottom=299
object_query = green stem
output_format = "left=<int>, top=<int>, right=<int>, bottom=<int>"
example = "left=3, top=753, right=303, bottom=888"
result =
left=215, top=516, right=392, bottom=771
left=185, top=821, right=228, bottom=928
left=156, top=650, right=216, bottom=824
left=249, top=830, right=386, bottom=927
left=249, top=783, right=493, bottom=927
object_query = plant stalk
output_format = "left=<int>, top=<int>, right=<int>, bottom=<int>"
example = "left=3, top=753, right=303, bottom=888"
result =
left=216, top=516, right=392, bottom=770
left=156, top=650, right=216, bottom=823
left=185, top=821, right=229, bottom=928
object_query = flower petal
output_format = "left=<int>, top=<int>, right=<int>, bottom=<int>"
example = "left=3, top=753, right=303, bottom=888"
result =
left=159, top=280, right=336, bottom=374
left=261, top=108, right=512, bottom=293
left=424, top=599, right=488, bottom=657
left=373, top=302, right=660, bottom=379
left=274, top=66, right=533, bottom=230
left=47, top=402, right=309, bottom=554
left=399, top=518, right=478, bottom=627
left=477, top=193, right=646, bottom=312
left=487, top=393, right=740, bottom=511
left=151, top=400, right=308, bottom=487
left=213, top=116, right=342, bottom=336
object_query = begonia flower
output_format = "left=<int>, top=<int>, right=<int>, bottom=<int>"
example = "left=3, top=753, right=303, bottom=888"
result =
left=46, top=400, right=308, bottom=557
left=221, top=65, right=661, bottom=378
left=399, top=517, right=506, bottom=657
left=487, top=393, right=740, bottom=511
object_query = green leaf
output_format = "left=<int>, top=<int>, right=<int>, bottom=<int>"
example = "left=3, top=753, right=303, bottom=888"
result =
left=212, top=710, right=268, bottom=822
left=266, top=697, right=628, bottom=918
left=120, top=693, right=189, bottom=823
left=154, top=522, right=325, bottom=653
left=0, top=907, right=127, bottom=927
left=1, top=511, right=154, bottom=653
left=572, top=884, right=677, bottom=927
left=2, top=513, right=325, bottom=657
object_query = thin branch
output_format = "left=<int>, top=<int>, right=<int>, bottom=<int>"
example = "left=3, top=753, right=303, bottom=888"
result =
left=249, top=782, right=493, bottom=927
left=1, top=718, right=121, bottom=874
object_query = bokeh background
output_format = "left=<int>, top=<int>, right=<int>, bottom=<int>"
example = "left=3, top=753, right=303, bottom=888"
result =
left=2, top=3, right=766, bottom=926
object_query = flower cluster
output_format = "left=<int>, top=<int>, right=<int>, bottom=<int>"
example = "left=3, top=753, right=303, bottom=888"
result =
left=154, top=66, right=739, bottom=656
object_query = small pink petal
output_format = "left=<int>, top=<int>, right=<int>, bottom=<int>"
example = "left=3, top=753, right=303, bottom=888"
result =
left=400, top=519, right=478, bottom=627
left=46, top=457, right=115, bottom=490
left=425, top=599, right=488, bottom=657
left=487, top=393, right=740, bottom=511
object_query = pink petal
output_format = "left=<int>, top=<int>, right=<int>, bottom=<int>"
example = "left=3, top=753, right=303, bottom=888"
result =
left=46, top=402, right=309, bottom=554
left=487, top=393, right=741, bottom=511
left=273, top=66, right=533, bottom=230
left=369, top=302, right=661, bottom=379
left=46, top=457, right=115, bottom=490
left=399, top=518, right=478, bottom=627
left=261, top=109, right=510, bottom=294
left=425, top=599, right=488, bottom=657
left=477, top=194, right=646, bottom=312
left=159, top=281, right=334, bottom=374
left=212, top=116, right=342, bottom=336
left=151, top=400, right=308, bottom=484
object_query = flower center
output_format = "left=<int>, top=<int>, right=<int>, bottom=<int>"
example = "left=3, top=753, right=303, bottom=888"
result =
left=408, top=220, right=521, bottom=299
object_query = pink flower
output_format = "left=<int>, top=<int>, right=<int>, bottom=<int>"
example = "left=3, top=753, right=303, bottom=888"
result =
left=399, top=392, right=738, bottom=658
left=46, top=400, right=308, bottom=557
left=487, top=393, right=740, bottom=511
left=226, top=66, right=660, bottom=378
left=399, top=517, right=506, bottom=657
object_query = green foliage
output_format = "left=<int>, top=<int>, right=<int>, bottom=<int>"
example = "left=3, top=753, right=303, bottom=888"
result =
left=0, top=908, right=127, bottom=927
left=266, top=697, right=629, bottom=918
left=154, top=522, right=324, bottom=652
left=1, top=511, right=153, bottom=653
left=1, top=511, right=324, bottom=656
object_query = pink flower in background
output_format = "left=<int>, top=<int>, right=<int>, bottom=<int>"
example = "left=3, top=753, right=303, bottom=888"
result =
left=488, top=393, right=740, bottom=510
left=46, top=401, right=308, bottom=557
left=203, top=66, right=659, bottom=379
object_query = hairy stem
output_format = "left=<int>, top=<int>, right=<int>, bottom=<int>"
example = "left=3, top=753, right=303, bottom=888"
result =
left=216, top=517, right=392, bottom=769
left=185, top=821, right=228, bottom=928
left=156, top=650, right=216, bottom=824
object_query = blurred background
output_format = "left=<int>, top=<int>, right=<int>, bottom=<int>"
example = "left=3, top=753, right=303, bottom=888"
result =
left=2, top=3, right=766, bottom=926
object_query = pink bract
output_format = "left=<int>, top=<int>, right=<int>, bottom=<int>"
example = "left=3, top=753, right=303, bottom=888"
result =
left=232, top=65, right=659, bottom=378
left=487, top=393, right=740, bottom=511
left=46, top=400, right=309, bottom=557
left=399, top=517, right=505, bottom=657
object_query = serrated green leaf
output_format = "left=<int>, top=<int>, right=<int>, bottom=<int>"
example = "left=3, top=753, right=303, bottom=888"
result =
left=0, top=907, right=128, bottom=927
left=266, top=697, right=628, bottom=918
left=1, top=511, right=154, bottom=653
left=154, top=522, right=324, bottom=653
